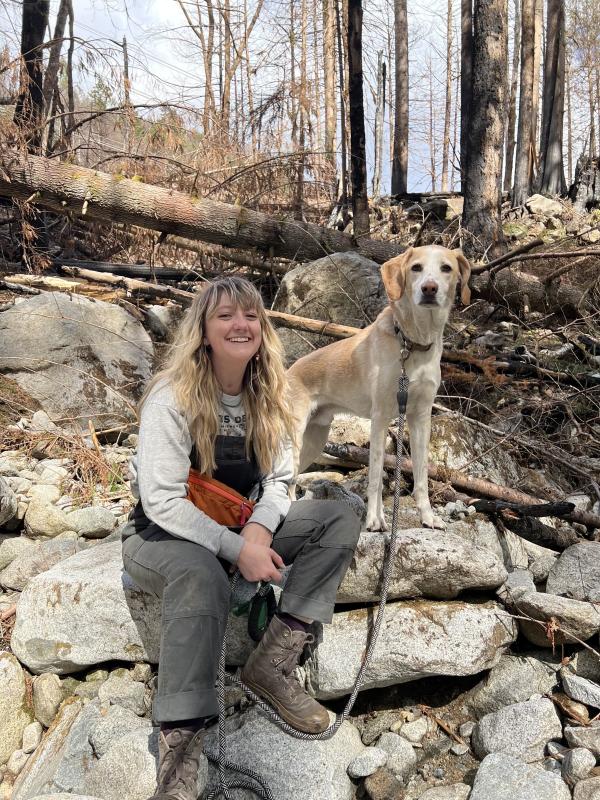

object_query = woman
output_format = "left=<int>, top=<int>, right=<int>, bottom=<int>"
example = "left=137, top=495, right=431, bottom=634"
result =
left=122, top=276, right=361, bottom=800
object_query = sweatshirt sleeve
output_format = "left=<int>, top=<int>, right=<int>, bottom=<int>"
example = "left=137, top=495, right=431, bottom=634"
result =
left=135, top=390, right=244, bottom=564
left=248, top=438, right=293, bottom=533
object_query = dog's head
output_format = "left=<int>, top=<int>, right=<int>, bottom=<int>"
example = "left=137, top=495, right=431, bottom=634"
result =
left=381, top=246, right=471, bottom=309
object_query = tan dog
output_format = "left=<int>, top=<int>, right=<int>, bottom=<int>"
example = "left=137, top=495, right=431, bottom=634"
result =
left=287, top=245, right=471, bottom=531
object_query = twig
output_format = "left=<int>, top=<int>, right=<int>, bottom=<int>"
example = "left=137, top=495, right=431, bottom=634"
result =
left=418, top=705, right=468, bottom=746
left=0, top=605, right=16, bottom=622
left=470, top=238, right=544, bottom=275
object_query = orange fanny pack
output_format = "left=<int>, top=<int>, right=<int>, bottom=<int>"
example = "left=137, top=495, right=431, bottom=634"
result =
left=187, top=468, right=255, bottom=527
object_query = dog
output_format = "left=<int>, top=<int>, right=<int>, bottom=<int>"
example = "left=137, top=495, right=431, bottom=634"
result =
left=287, top=245, right=471, bottom=531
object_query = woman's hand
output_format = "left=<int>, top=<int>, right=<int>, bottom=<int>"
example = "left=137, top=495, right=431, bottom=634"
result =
left=236, top=539, right=285, bottom=583
left=241, top=521, right=273, bottom=548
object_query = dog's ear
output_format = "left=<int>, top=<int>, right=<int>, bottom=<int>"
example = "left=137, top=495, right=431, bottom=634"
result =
left=453, top=249, right=472, bottom=305
left=381, top=248, right=412, bottom=302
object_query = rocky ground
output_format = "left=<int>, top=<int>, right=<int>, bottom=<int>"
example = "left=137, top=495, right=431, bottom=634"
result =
left=1, top=194, right=600, bottom=800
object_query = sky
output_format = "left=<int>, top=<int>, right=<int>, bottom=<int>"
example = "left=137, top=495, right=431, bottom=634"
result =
left=3, top=0, right=580, bottom=195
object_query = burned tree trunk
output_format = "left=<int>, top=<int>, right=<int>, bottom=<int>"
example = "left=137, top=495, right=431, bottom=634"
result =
left=569, top=155, right=600, bottom=212
left=462, top=0, right=508, bottom=256
left=0, top=153, right=405, bottom=264
left=347, top=0, right=370, bottom=235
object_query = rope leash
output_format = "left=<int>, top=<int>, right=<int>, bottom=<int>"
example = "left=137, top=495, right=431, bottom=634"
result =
left=204, top=368, right=411, bottom=800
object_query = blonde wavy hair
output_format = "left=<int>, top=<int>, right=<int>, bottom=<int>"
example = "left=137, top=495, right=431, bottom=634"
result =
left=140, top=276, right=296, bottom=476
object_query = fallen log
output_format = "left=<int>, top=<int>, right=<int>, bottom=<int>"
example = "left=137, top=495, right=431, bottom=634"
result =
left=0, top=152, right=404, bottom=264
left=322, top=441, right=600, bottom=529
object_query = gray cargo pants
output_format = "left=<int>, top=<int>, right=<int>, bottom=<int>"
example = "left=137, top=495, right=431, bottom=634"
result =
left=121, top=499, right=360, bottom=721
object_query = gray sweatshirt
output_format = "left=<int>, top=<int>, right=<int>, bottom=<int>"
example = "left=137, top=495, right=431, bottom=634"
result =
left=129, top=381, right=293, bottom=563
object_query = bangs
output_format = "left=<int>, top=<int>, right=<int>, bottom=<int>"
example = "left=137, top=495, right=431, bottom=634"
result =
left=204, top=277, right=265, bottom=318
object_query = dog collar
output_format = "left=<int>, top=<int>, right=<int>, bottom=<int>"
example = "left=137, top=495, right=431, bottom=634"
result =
left=393, top=321, right=433, bottom=355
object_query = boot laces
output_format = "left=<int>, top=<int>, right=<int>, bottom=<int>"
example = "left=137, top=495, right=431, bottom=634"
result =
left=279, top=632, right=314, bottom=677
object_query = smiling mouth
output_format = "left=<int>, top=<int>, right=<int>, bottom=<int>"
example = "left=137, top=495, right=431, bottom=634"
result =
left=227, top=337, right=251, bottom=342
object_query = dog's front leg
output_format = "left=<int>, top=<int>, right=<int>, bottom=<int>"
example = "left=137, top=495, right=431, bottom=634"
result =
left=407, top=388, right=446, bottom=530
left=366, top=412, right=391, bottom=531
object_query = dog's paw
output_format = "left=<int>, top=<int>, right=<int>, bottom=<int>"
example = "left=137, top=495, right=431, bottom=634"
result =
left=366, top=512, right=389, bottom=532
left=420, top=511, right=447, bottom=530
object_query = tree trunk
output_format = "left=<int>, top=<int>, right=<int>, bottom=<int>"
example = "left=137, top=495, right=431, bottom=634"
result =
left=538, top=0, right=566, bottom=195
left=462, top=0, right=507, bottom=256
left=531, top=0, right=542, bottom=173
left=372, top=51, right=386, bottom=199
left=0, top=154, right=406, bottom=263
left=460, top=0, right=473, bottom=192
left=323, top=0, right=338, bottom=180
left=391, top=0, right=409, bottom=195
left=335, top=0, right=349, bottom=210
left=503, top=0, right=520, bottom=192
left=441, top=0, right=453, bottom=192
left=13, top=0, right=50, bottom=154
left=42, top=0, right=69, bottom=115
left=512, top=0, right=534, bottom=206
left=347, top=0, right=369, bottom=236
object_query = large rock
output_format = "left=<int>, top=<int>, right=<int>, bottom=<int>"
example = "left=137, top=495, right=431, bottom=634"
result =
left=513, top=591, right=600, bottom=646
left=204, top=708, right=364, bottom=800
left=472, top=698, right=562, bottom=762
left=565, top=724, right=600, bottom=757
left=574, top=777, right=600, bottom=799
left=11, top=698, right=171, bottom=800
left=303, top=599, right=518, bottom=699
left=23, top=499, right=71, bottom=538
left=11, top=541, right=163, bottom=674
left=546, top=542, right=600, bottom=602
left=0, top=653, right=34, bottom=765
left=469, top=752, right=571, bottom=800
left=272, top=252, right=387, bottom=363
left=12, top=543, right=517, bottom=703
left=0, top=535, right=36, bottom=571
left=0, top=539, right=80, bottom=591
left=337, top=529, right=507, bottom=602
left=0, top=293, right=153, bottom=430
left=526, top=194, right=564, bottom=216
left=563, top=674, right=600, bottom=709
left=0, top=476, right=18, bottom=527
left=12, top=699, right=84, bottom=799
left=467, top=654, right=559, bottom=718
left=429, top=415, right=522, bottom=486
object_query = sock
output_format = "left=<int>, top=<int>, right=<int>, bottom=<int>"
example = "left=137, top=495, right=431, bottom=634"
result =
left=160, top=717, right=208, bottom=734
left=277, top=612, right=310, bottom=633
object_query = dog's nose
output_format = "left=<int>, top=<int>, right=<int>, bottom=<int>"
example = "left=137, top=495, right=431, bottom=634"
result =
left=421, top=280, right=438, bottom=297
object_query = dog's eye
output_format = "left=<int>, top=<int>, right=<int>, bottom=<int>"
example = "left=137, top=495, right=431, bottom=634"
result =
left=411, top=263, right=422, bottom=272
left=440, top=264, right=452, bottom=273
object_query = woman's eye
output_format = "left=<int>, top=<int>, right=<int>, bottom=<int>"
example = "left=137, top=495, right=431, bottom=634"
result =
left=411, top=264, right=422, bottom=272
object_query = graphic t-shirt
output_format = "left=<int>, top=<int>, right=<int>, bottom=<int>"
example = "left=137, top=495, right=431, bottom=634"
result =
left=219, top=392, right=246, bottom=437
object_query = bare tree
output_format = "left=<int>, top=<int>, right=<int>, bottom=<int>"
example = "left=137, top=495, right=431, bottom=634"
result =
left=504, top=0, right=520, bottom=192
left=14, top=0, right=50, bottom=153
left=348, top=0, right=369, bottom=235
left=463, top=0, right=508, bottom=255
left=441, top=0, right=453, bottom=192
left=372, top=50, right=386, bottom=199
left=391, top=0, right=408, bottom=195
left=460, top=0, right=473, bottom=192
left=323, top=0, right=338, bottom=178
left=538, top=0, right=566, bottom=195
left=513, top=0, right=534, bottom=205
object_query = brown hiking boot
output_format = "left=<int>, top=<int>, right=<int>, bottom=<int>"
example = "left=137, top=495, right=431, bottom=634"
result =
left=148, top=727, right=205, bottom=800
left=240, top=615, right=330, bottom=734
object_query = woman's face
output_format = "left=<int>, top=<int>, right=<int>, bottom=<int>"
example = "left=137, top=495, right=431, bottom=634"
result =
left=203, top=296, right=262, bottom=368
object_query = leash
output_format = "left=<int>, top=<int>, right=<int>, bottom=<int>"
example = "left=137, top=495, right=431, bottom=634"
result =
left=204, top=363, right=411, bottom=800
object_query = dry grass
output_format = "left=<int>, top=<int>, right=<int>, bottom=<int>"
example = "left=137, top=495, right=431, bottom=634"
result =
left=0, top=425, right=129, bottom=507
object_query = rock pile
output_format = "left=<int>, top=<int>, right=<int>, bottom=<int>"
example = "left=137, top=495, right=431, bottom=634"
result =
left=1, top=435, right=599, bottom=800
